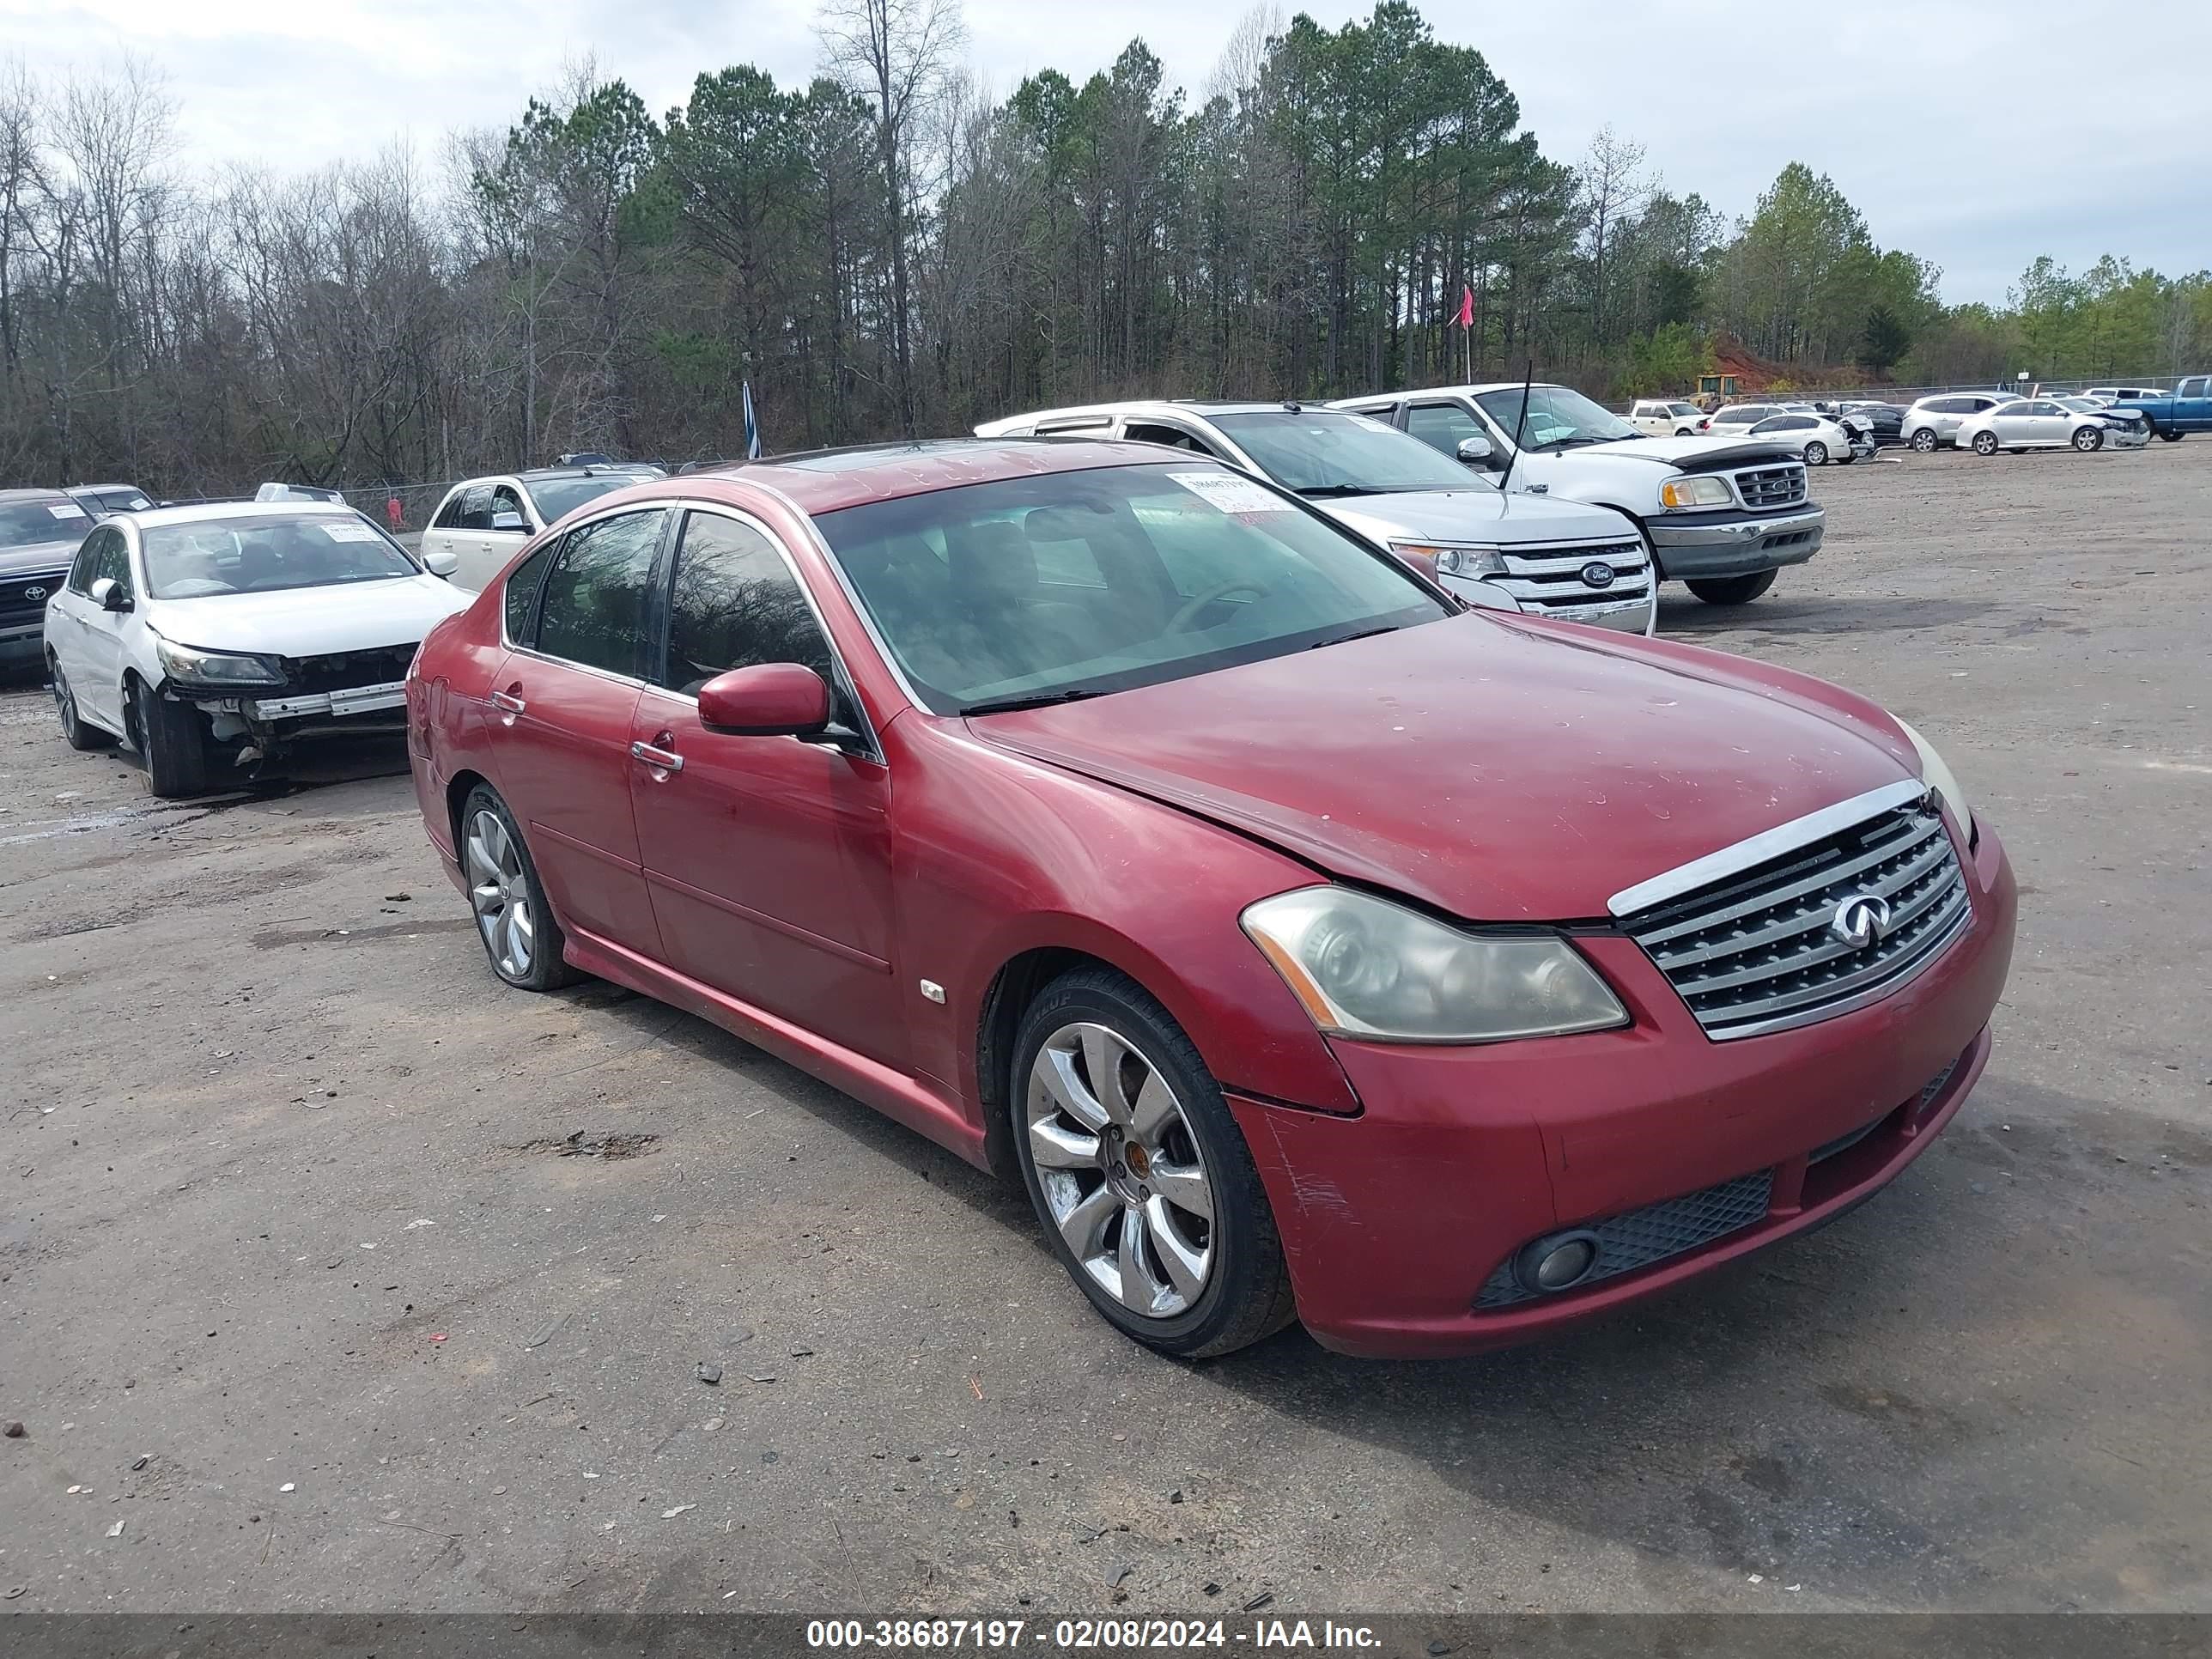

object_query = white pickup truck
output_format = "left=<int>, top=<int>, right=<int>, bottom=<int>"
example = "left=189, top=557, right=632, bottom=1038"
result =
left=1328, top=383, right=1826, bottom=606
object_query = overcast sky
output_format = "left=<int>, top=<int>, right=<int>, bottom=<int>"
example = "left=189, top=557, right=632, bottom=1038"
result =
left=8, top=0, right=2207, bottom=305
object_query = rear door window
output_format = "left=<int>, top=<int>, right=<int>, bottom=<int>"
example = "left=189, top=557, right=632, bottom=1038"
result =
left=532, top=510, right=667, bottom=678
left=1404, top=401, right=1486, bottom=453
left=502, top=539, right=558, bottom=643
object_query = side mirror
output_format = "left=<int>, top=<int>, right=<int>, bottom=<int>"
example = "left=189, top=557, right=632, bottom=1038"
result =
left=421, top=549, right=460, bottom=578
left=490, top=511, right=528, bottom=532
left=90, top=577, right=131, bottom=613
left=1455, top=434, right=1495, bottom=465
left=696, top=663, right=831, bottom=738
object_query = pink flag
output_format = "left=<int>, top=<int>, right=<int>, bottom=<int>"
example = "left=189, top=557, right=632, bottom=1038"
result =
left=1455, top=285, right=1474, bottom=329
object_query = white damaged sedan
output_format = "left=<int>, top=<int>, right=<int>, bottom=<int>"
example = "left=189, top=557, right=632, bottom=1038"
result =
left=42, top=501, right=470, bottom=797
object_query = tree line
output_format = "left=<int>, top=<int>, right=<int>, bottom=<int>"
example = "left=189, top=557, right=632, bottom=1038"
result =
left=3, top=0, right=2208, bottom=497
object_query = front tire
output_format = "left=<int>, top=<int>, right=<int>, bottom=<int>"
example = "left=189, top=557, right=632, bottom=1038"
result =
left=1972, top=431, right=2000, bottom=456
left=2072, top=426, right=2104, bottom=453
left=2158, top=429, right=2184, bottom=442
left=1686, top=570, right=1778, bottom=605
left=1803, top=441, right=1829, bottom=466
left=128, top=681, right=211, bottom=798
left=1910, top=428, right=1938, bottom=453
left=52, top=659, right=118, bottom=751
left=1011, top=966, right=1294, bottom=1358
left=459, top=784, right=584, bottom=991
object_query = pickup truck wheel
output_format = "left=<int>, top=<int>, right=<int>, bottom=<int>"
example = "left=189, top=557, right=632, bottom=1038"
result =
left=2158, top=430, right=2183, bottom=442
left=1971, top=431, right=2000, bottom=456
left=128, top=681, right=212, bottom=799
left=1686, top=571, right=1778, bottom=606
left=2073, top=426, right=2104, bottom=453
left=1674, top=427, right=1694, bottom=436
left=52, top=659, right=118, bottom=751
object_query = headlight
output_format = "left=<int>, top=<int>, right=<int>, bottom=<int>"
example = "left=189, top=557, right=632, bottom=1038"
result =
left=154, top=639, right=284, bottom=687
left=1389, top=542, right=1507, bottom=580
left=1893, top=716, right=1974, bottom=837
left=1659, top=475, right=1734, bottom=509
left=1241, top=887, right=1628, bottom=1044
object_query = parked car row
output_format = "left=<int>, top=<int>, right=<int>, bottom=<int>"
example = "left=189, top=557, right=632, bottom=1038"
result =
left=394, top=436, right=2014, bottom=1359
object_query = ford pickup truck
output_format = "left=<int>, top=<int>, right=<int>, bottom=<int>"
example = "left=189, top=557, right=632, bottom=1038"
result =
left=2098, top=375, right=2210, bottom=441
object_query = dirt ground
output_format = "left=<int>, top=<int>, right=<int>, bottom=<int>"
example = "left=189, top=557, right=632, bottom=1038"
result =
left=1, top=441, right=2207, bottom=1616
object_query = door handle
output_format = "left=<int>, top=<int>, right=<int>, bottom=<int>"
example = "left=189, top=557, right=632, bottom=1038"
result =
left=490, top=689, right=526, bottom=724
left=630, top=739, right=684, bottom=775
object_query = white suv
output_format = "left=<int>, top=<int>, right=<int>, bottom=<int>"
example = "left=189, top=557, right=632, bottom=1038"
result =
left=419, top=466, right=654, bottom=592
left=975, top=401, right=1656, bottom=633
left=1628, top=398, right=1704, bottom=436
left=1900, top=392, right=2014, bottom=452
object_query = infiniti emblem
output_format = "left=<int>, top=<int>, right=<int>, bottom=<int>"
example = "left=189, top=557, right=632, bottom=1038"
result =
left=1831, top=893, right=1894, bottom=951
left=1579, top=561, right=1617, bottom=589
left=22, top=585, right=46, bottom=601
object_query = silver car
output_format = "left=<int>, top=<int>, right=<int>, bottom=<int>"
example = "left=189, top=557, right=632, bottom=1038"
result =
left=1901, top=392, right=2014, bottom=452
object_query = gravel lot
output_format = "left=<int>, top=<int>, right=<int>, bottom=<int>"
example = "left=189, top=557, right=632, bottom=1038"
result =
left=1, top=442, right=2207, bottom=1615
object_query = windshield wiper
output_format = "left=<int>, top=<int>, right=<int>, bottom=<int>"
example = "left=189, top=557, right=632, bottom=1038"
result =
left=1309, top=624, right=1401, bottom=650
left=1292, top=483, right=1371, bottom=497
left=959, top=689, right=1110, bottom=717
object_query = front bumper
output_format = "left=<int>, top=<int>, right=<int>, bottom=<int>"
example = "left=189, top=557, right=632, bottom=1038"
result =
left=1228, top=817, right=2015, bottom=1358
left=0, top=619, right=44, bottom=665
left=1443, top=574, right=1654, bottom=635
left=1646, top=507, right=1825, bottom=580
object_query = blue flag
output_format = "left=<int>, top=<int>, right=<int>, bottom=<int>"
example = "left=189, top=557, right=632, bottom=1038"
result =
left=741, top=380, right=763, bottom=459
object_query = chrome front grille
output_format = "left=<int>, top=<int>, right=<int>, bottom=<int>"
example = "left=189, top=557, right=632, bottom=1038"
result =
left=1619, top=795, right=1970, bottom=1040
left=1733, top=464, right=1807, bottom=509
left=1492, top=539, right=1650, bottom=612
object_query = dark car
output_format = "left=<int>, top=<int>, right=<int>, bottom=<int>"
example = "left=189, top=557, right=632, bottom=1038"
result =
left=1838, top=402, right=1907, bottom=447
left=67, top=483, right=156, bottom=518
left=1, top=488, right=94, bottom=672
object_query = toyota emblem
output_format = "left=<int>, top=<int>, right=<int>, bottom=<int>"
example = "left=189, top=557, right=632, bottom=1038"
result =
left=1830, top=893, right=1894, bottom=951
left=1579, top=561, right=1616, bottom=589
left=22, top=585, right=46, bottom=602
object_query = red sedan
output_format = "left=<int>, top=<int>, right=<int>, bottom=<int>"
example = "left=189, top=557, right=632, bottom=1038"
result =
left=404, top=439, right=2015, bottom=1358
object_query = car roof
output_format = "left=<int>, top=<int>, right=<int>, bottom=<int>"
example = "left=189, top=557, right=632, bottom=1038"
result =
left=119, top=500, right=368, bottom=530
left=627, top=437, right=1198, bottom=518
left=0, top=487, right=77, bottom=503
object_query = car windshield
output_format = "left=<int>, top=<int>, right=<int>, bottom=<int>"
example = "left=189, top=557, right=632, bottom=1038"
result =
left=2054, top=398, right=2100, bottom=412
left=813, top=462, right=1452, bottom=714
left=142, top=514, right=420, bottom=599
left=1470, top=386, right=1640, bottom=450
left=0, top=499, right=88, bottom=548
left=524, top=475, right=633, bottom=522
left=1204, top=410, right=1475, bottom=495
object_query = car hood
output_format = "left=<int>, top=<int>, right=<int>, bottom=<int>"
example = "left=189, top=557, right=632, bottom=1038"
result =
left=1564, top=434, right=1799, bottom=470
left=969, top=613, right=1922, bottom=921
left=1314, top=489, right=1636, bottom=549
left=1, top=536, right=85, bottom=579
left=148, top=575, right=471, bottom=657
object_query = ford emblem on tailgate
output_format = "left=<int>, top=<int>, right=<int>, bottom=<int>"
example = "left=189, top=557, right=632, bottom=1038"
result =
left=1579, top=562, right=1616, bottom=589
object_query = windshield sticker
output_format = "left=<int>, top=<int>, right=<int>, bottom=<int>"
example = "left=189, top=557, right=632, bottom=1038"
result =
left=1166, top=471, right=1289, bottom=517
left=320, top=522, right=383, bottom=543
left=48, top=503, right=88, bottom=519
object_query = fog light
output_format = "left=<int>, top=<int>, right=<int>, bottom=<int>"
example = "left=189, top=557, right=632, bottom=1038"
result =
left=1514, top=1231, right=1601, bottom=1294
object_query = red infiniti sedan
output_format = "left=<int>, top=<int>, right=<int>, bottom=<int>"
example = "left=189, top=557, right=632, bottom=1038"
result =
left=404, top=439, right=2015, bottom=1358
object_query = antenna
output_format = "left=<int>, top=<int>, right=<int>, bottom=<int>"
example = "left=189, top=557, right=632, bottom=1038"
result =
left=1500, top=360, right=1534, bottom=493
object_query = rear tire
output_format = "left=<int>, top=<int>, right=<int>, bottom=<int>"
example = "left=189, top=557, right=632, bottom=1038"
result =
left=1972, top=431, right=2000, bottom=456
left=1686, top=570, right=1778, bottom=606
left=2157, top=429, right=2184, bottom=442
left=1010, top=965, right=1296, bottom=1358
left=1803, top=441, right=1829, bottom=466
left=459, top=784, right=585, bottom=991
left=52, top=658, right=118, bottom=751
left=128, top=681, right=211, bottom=799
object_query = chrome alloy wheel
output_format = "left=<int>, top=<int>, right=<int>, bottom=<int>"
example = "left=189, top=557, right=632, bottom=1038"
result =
left=465, top=808, right=535, bottom=979
left=1025, top=1022, right=1217, bottom=1318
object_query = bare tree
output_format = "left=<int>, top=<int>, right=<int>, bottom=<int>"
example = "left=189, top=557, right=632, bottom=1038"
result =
left=817, top=0, right=966, bottom=439
left=1577, top=125, right=1646, bottom=349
